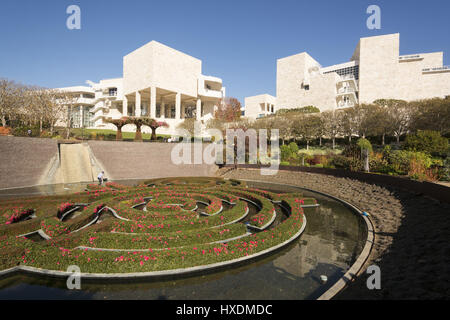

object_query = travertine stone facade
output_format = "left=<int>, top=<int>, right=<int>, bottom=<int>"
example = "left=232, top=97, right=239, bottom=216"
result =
left=246, top=33, right=450, bottom=115
left=244, top=94, right=276, bottom=119
left=123, top=41, right=201, bottom=98
left=58, top=41, right=225, bottom=136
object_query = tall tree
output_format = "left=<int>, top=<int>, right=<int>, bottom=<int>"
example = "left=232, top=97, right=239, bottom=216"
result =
left=409, top=98, right=450, bottom=135
left=292, top=114, right=321, bottom=150
left=214, top=97, right=242, bottom=122
left=374, top=99, right=411, bottom=144
left=321, top=110, right=341, bottom=149
left=0, top=79, right=22, bottom=127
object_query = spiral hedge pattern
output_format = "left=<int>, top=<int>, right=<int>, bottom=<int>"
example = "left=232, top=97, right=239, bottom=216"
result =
left=0, top=177, right=315, bottom=275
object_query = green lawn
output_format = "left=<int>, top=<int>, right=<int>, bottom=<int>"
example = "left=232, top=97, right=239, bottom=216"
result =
left=297, top=147, right=343, bottom=156
left=70, top=128, right=171, bottom=140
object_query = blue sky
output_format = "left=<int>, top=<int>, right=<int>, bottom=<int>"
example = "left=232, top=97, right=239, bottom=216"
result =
left=0, top=0, right=449, bottom=104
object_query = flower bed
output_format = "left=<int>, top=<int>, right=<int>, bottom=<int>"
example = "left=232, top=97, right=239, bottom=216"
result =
left=0, top=177, right=310, bottom=275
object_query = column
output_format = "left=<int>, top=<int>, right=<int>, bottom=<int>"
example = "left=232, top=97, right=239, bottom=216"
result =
left=175, top=93, right=181, bottom=120
left=161, top=98, right=165, bottom=119
left=181, top=103, right=185, bottom=119
left=196, top=98, right=201, bottom=121
left=79, top=105, right=83, bottom=127
left=123, top=96, right=128, bottom=116
left=135, top=91, right=141, bottom=117
left=150, top=86, right=156, bottom=118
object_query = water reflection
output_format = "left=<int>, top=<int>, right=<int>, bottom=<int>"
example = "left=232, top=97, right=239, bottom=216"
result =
left=0, top=180, right=366, bottom=300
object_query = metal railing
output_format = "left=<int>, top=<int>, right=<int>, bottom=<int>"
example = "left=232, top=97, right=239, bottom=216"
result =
left=422, top=66, right=450, bottom=73
left=399, top=54, right=422, bottom=61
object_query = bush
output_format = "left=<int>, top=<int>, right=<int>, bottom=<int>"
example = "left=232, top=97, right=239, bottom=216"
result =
left=404, top=130, right=448, bottom=156
left=370, top=152, right=391, bottom=174
left=288, top=142, right=299, bottom=156
left=280, top=145, right=290, bottom=161
left=342, top=143, right=360, bottom=159
left=438, top=157, right=450, bottom=181
left=11, top=125, right=40, bottom=137
left=0, top=126, right=12, bottom=136
left=306, top=154, right=328, bottom=166
left=39, top=130, right=53, bottom=138
left=357, top=138, right=373, bottom=152
left=387, top=150, right=432, bottom=175
left=329, top=155, right=351, bottom=169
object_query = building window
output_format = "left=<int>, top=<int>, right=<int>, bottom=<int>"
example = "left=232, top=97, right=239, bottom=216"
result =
left=68, top=107, right=81, bottom=128
left=304, top=85, right=310, bottom=90
left=109, top=88, right=117, bottom=96
left=184, top=105, right=196, bottom=118
left=83, top=106, right=94, bottom=127
left=324, top=65, right=359, bottom=80
left=156, top=103, right=161, bottom=118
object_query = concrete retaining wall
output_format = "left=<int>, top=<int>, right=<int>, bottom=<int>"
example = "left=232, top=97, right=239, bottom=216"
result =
left=0, top=137, right=58, bottom=189
left=0, top=137, right=218, bottom=189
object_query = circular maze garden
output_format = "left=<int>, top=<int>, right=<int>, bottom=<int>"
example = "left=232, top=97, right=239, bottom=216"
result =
left=0, top=177, right=316, bottom=277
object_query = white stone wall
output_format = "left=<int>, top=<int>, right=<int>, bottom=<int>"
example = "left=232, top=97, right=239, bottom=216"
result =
left=273, top=33, right=450, bottom=111
left=357, top=33, right=401, bottom=103
left=244, top=94, right=276, bottom=119
left=354, top=33, right=450, bottom=103
left=123, top=41, right=201, bottom=97
left=276, top=52, right=337, bottom=111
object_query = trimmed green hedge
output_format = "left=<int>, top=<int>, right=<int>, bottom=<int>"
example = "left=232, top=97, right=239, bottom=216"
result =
left=0, top=177, right=310, bottom=274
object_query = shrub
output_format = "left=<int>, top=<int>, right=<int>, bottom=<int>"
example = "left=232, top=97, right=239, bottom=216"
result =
left=370, top=152, right=391, bottom=174
left=288, top=142, right=299, bottom=156
left=0, top=126, right=12, bottom=136
left=314, top=155, right=328, bottom=166
left=357, top=138, right=373, bottom=152
left=387, top=150, right=432, bottom=175
left=280, top=145, right=291, bottom=161
left=408, top=158, right=439, bottom=182
left=342, top=143, right=360, bottom=159
left=330, top=155, right=351, bottom=169
left=298, top=152, right=308, bottom=166
left=438, top=157, right=450, bottom=181
left=11, top=125, right=40, bottom=137
left=404, top=130, right=448, bottom=155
